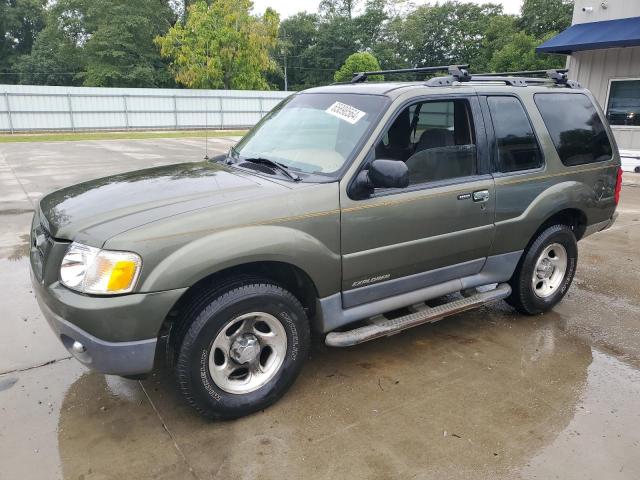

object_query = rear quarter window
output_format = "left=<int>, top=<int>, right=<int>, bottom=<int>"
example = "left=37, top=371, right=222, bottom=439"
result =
left=534, top=93, right=613, bottom=166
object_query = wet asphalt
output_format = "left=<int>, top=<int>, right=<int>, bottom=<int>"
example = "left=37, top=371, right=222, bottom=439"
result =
left=0, top=138, right=639, bottom=480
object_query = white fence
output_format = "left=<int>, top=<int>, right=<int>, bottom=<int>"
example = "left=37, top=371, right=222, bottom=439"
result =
left=0, top=84, right=292, bottom=132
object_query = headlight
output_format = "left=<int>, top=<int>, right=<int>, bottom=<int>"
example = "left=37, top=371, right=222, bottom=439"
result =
left=60, top=242, right=142, bottom=295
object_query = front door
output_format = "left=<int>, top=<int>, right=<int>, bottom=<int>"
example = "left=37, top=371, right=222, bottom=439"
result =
left=340, top=95, right=495, bottom=307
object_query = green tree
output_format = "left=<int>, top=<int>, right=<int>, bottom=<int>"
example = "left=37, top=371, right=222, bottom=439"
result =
left=155, top=0, right=279, bottom=89
left=334, top=52, right=383, bottom=82
left=16, top=0, right=177, bottom=87
left=301, top=11, right=358, bottom=87
left=16, top=23, right=85, bottom=85
left=474, top=14, right=519, bottom=72
left=83, top=0, right=177, bottom=87
left=0, top=0, right=46, bottom=84
left=488, top=31, right=565, bottom=72
left=277, top=13, right=319, bottom=90
left=519, top=0, right=573, bottom=38
left=319, top=0, right=358, bottom=18
left=398, top=2, right=504, bottom=72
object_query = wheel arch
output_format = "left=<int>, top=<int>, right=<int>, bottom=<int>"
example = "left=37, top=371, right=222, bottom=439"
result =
left=532, top=207, right=588, bottom=242
left=159, top=260, right=322, bottom=363
left=492, top=181, right=593, bottom=255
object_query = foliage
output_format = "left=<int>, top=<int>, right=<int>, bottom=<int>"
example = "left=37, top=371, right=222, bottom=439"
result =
left=2, top=0, right=575, bottom=89
left=519, top=0, right=573, bottom=37
left=398, top=2, right=504, bottom=72
left=277, top=12, right=319, bottom=89
left=0, top=0, right=47, bottom=84
left=15, top=0, right=177, bottom=87
left=334, top=52, right=383, bottom=82
left=155, top=0, right=279, bottom=90
left=488, top=31, right=566, bottom=72
left=81, top=1, right=177, bottom=87
left=16, top=22, right=85, bottom=85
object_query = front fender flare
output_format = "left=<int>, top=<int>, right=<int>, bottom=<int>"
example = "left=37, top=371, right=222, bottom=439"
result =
left=138, top=225, right=341, bottom=297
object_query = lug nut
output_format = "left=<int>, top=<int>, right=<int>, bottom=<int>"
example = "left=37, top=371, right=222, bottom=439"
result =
left=71, top=341, right=86, bottom=354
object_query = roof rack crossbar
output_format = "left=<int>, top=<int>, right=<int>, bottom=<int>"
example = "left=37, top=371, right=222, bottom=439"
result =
left=351, top=64, right=469, bottom=83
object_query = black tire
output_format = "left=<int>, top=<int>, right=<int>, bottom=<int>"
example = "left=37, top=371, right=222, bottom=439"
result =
left=176, top=280, right=310, bottom=419
left=507, top=224, right=578, bottom=315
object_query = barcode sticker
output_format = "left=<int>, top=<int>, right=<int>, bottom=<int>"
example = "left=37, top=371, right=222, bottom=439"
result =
left=325, top=101, right=366, bottom=124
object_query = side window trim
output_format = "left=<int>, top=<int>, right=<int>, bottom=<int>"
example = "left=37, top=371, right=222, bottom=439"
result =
left=482, top=93, right=546, bottom=176
left=371, top=173, right=495, bottom=198
left=347, top=94, right=489, bottom=200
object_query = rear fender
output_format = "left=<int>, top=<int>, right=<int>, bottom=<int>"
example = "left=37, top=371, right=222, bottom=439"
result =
left=492, top=180, right=602, bottom=253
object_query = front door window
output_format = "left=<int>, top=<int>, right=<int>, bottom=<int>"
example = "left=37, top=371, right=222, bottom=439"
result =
left=373, top=99, right=477, bottom=186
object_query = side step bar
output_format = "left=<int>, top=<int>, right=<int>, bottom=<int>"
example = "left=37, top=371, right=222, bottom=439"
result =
left=325, top=283, right=511, bottom=347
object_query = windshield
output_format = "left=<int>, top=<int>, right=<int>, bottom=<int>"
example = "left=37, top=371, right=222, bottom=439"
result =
left=233, top=93, right=388, bottom=175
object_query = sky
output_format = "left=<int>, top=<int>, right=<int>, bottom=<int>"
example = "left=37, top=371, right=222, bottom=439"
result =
left=252, top=0, right=524, bottom=18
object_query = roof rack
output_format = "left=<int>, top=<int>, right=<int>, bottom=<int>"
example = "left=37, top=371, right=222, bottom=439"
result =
left=469, top=68, right=580, bottom=88
left=350, top=64, right=470, bottom=84
left=475, top=69, right=568, bottom=77
left=349, top=64, right=580, bottom=89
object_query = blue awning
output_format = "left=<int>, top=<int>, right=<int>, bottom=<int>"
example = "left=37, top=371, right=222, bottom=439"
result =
left=537, top=16, right=640, bottom=54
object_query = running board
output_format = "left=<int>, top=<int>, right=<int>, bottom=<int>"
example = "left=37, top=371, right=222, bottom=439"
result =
left=325, top=283, right=511, bottom=347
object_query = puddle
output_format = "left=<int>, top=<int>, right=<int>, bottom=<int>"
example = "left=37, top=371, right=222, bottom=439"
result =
left=0, top=376, right=18, bottom=392
left=0, top=208, right=34, bottom=216
left=8, top=234, right=31, bottom=261
left=1, top=294, right=638, bottom=479
left=520, top=349, right=640, bottom=479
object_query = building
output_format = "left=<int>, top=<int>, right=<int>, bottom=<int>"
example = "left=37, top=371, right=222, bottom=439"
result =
left=538, top=0, right=640, bottom=172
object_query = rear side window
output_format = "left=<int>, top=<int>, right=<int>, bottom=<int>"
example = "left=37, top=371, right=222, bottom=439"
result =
left=535, top=93, right=613, bottom=166
left=487, top=96, right=543, bottom=173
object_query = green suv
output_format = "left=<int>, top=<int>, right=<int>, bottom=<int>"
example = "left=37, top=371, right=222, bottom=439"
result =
left=30, top=67, right=621, bottom=418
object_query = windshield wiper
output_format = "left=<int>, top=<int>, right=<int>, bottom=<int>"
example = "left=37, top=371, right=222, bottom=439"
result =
left=241, top=157, right=301, bottom=182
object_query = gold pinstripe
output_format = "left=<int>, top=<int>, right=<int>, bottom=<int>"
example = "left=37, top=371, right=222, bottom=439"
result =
left=341, top=163, right=614, bottom=213
left=146, top=164, right=614, bottom=241
left=146, top=209, right=341, bottom=241
left=496, top=163, right=614, bottom=186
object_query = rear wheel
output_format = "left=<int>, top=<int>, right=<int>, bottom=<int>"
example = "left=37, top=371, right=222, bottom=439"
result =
left=176, top=281, right=310, bottom=419
left=507, top=224, right=577, bottom=315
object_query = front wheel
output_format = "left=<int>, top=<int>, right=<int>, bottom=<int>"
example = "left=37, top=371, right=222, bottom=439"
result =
left=507, top=224, right=578, bottom=315
left=176, top=281, right=310, bottom=419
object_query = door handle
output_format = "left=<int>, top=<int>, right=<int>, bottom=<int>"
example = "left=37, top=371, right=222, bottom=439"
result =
left=472, top=190, right=490, bottom=202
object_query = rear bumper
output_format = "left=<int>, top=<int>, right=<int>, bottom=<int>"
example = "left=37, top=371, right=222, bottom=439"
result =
left=31, top=270, right=186, bottom=376
left=583, top=212, right=618, bottom=238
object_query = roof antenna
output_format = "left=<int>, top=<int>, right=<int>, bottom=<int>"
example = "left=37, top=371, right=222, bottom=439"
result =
left=204, top=40, right=210, bottom=160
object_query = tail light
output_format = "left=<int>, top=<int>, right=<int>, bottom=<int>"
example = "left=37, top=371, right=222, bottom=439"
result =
left=614, top=167, right=623, bottom=205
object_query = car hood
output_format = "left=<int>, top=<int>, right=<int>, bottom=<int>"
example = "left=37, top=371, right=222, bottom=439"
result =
left=38, top=161, right=292, bottom=246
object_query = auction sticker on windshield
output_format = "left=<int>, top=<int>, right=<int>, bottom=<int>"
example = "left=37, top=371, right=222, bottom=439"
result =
left=326, top=102, right=366, bottom=124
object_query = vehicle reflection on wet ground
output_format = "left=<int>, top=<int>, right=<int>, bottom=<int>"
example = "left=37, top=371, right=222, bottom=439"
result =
left=1, top=138, right=639, bottom=479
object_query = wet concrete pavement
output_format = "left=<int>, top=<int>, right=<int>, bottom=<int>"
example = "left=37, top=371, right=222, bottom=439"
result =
left=1, top=138, right=639, bottom=479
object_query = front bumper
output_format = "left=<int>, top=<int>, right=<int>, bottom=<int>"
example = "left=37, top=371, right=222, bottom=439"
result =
left=34, top=284, right=158, bottom=376
left=31, top=271, right=186, bottom=376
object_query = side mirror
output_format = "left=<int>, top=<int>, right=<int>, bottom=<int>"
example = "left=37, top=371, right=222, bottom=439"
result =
left=351, top=159, right=409, bottom=199
left=368, top=159, right=410, bottom=189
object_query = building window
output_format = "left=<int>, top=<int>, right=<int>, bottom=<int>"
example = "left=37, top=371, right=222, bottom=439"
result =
left=535, top=93, right=612, bottom=166
left=607, top=79, right=640, bottom=127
